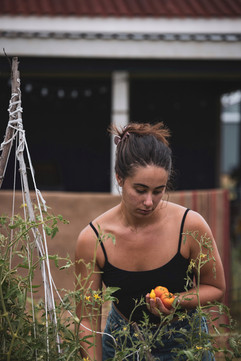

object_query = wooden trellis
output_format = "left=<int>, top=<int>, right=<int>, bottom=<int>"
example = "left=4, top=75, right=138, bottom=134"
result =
left=0, top=57, right=61, bottom=358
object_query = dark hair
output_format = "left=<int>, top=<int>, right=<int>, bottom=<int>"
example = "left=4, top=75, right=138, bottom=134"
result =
left=109, top=122, right=172, bottom=181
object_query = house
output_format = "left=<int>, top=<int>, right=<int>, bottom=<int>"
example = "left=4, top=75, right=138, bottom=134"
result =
left=0, top=0, right=241, bottom=193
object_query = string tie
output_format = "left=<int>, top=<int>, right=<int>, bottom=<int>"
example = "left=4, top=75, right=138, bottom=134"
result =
left=114, top=131, right=130, bottom=145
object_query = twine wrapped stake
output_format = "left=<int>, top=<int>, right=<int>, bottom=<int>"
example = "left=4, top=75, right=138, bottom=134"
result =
left=0, top=57, right=61, bottom=358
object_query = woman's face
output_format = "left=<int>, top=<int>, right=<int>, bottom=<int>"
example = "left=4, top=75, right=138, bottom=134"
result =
left=117, top=165, right=168, bottom=218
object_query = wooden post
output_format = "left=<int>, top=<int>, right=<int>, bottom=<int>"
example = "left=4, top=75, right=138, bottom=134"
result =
left=0, top=57, right=20, bottom=189
left=0, top=57, right=61, bottom=354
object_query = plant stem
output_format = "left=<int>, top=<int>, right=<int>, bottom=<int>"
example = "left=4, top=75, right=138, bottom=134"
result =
left=0, top=266, right=15, bottom=336
left=7, top=279, right=28, bottom=360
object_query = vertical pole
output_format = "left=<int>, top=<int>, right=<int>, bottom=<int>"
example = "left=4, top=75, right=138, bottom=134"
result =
left=110, top=71, right=129, bottom=194
left=12, top=60, right=60, bottom=354
left=0, top=57, right=20, bottom=189
left=0, top=57, right=61, bottom=355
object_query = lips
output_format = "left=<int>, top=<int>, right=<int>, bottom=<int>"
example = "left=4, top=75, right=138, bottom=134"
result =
left=138, top=209, right=152, bottom=215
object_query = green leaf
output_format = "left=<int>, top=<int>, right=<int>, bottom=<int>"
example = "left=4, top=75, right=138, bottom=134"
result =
left=48, top=254, right=59, bottom=268
left=59, top=261, right=72, bottom=270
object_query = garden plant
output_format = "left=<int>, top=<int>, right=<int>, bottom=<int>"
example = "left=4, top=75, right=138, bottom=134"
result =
left=0, top=208, right=241, bottom=361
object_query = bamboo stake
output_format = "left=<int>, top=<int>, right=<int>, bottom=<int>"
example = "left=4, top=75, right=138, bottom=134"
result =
left=14, top=59, right=60, bottom=353
left=0, top=57, right=20, bottom=189
left=0, top=57, right=61, bottom=356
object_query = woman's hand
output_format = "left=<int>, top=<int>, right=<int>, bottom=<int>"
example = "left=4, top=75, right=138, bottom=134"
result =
left=145, top=293, right=174, bottom=316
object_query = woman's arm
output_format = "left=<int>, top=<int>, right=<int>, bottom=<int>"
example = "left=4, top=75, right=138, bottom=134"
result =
left=146, top=210, right=226, bottom=315
left=75, top=227, right=103, bottom=361
left=179, top=210, right=226, bottom=308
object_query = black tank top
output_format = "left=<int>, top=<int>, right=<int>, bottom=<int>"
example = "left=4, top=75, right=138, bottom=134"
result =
left=89, top=208, right=193, bottom=323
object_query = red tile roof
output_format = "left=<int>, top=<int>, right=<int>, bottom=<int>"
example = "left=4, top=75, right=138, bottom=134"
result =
left=1, top=0, right=241, bottom=17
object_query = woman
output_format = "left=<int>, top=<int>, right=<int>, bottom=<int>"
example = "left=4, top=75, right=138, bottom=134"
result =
left=75, top=122, right=226, bottom=361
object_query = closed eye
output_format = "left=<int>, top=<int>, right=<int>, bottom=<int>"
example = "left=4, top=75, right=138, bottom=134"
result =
left=154, top=186, right=166, bottom=194
left=136, top=189, right=146, bottom=194
left=153, top=190, right=164, bottom=195
left=135, top=187, right=165, bottom=195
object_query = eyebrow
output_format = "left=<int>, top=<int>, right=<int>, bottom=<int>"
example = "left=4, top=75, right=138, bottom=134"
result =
left=134, top=183, right=166, bottom=189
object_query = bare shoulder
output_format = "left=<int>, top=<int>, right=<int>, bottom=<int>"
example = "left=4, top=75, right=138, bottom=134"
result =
left=165, top=201, right=213, bottom=236
left=75, top=204, right=120, bottom=261
left=75, top=224, right=98, bottom=261
left=184, top=209, right=213, bottom=236
left=93, top=204, right=120, bottom=225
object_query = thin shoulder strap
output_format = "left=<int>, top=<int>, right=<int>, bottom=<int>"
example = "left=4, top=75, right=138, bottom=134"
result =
left=178, top=208, right=190, bottom=253
left=89, top=222, right=108, bottom=262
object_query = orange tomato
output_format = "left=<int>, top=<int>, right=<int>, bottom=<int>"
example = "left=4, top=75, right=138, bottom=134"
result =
left=149, top=286, right=176, bottom=310
left=149, top=289, right=156, bottom=301
left=161, top=292, right=175, bottom=309
left=154, top=286, right=168, bottom=298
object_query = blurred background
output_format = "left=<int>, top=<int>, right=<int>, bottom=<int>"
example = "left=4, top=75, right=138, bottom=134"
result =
left=0, top=0, right=240, bottom=328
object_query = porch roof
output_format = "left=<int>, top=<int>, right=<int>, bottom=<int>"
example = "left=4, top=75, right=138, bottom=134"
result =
left=1, top=0, right=241, bottom=18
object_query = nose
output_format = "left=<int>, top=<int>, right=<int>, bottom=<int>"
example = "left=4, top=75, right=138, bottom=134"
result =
left=143, top=193, right=153, bottom=208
